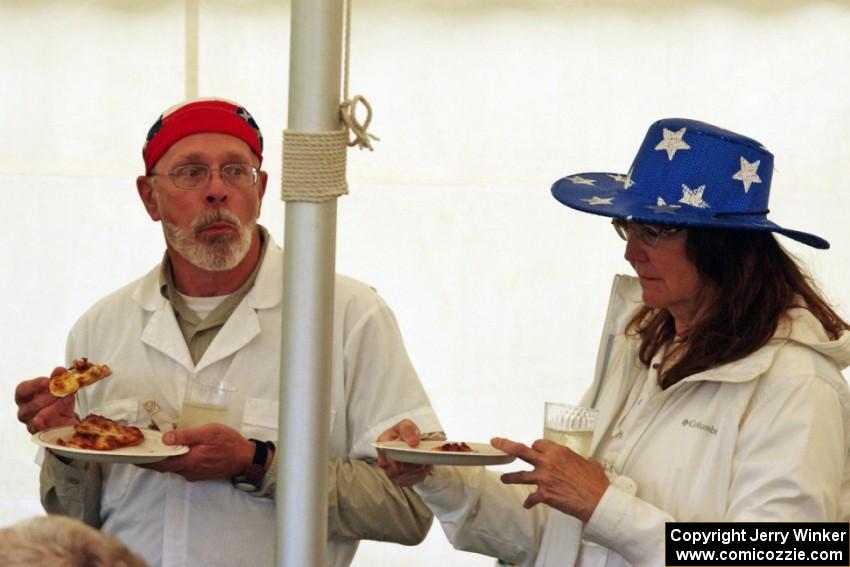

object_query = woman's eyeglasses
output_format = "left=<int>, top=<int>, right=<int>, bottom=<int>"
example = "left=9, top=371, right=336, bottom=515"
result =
left=611, top=218, right=682, bottom=247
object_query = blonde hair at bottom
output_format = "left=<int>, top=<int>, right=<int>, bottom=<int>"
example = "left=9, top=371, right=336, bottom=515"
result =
left=0, top=514, right=147, bottom=567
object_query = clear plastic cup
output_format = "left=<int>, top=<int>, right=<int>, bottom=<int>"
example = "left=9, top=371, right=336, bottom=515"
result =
left=178, top=377, right=244, bottom=430
left=543, top=402, right=598, bottom=457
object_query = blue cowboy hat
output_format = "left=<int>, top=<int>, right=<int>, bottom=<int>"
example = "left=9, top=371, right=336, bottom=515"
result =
left=550, top=118, right=828, bottom=249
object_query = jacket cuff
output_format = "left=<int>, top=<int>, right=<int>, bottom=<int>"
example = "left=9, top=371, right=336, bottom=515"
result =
left=583, top=476, right=637, bottom=547
left=414, top=465, right=469, bottom=506
left=583, top=475, right=668, bottom=567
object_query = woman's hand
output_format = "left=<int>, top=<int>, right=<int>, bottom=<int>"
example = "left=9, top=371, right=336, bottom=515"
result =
left=494, top=437, right=609, bottom=523
left=376, top=419, right=432, bottom=487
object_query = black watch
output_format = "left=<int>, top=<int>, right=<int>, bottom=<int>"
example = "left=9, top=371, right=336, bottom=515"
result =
left=232, top=439, right=273, bottom=492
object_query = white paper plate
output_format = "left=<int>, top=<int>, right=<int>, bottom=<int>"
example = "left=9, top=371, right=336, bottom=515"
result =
left=373, top=440, right=516, bottom=466
left=32, top=425, right=189, bottom=464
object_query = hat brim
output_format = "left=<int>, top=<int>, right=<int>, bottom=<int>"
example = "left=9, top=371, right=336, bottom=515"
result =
left=551, top=172, right=829, bottom=249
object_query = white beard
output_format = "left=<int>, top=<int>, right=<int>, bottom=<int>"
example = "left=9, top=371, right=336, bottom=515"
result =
left=162, top=209, right=255, bottom=272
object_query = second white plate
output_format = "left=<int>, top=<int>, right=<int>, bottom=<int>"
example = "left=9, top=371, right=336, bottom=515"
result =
left=373, top=440, right=516, bottom=466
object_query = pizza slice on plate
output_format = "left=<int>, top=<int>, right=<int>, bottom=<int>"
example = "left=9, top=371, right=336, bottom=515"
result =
left=57, top=414, right=144, bottom=451
left=49, top=357, right=112, bottom=397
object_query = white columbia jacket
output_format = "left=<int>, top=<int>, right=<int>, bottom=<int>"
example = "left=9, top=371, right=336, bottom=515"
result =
left=415, top=275, right=850, bottom=566
left=59, top=238, right=441, bottom=567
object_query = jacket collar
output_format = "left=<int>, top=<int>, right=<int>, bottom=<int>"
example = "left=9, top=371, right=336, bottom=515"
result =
left=679, top=342, right=781, bottom=385
left=243, top=236, right=283, bottom=310
left=130, top=234, right=283, bottom=373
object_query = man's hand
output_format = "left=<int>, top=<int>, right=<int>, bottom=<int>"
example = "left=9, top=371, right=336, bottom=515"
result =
left=15, top=369, right=78, bottom=434
left=376, top=419, right=432, bottom=487
left=494, top=437, right=609, bottom=523
left=140, top=424, right=254, bottom=482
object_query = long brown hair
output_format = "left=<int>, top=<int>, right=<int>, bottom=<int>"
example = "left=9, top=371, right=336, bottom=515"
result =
left=628, top=229, right=849, bottom=388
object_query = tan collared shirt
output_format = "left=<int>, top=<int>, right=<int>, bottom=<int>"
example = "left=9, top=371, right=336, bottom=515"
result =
left=159, top=226, right=268, bottom=364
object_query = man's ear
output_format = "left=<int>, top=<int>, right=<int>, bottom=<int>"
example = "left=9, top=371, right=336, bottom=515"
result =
left=257, top=170, right=268, bottom=215
left=137, top=176, right=161, bottom=221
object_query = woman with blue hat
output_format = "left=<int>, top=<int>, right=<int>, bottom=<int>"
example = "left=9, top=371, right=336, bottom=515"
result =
left=378, top=119, right=850, bottom=566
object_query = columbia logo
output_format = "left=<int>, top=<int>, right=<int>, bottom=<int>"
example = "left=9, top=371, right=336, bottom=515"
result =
left=681, top=418, right=717, bottom=435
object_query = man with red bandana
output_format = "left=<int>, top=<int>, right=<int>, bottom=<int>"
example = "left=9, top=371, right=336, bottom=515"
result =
left=15, top=98, right=441, bottom=567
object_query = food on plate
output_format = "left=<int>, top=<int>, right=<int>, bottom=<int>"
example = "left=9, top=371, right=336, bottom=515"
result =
left=49, top=357, right=112, bottom=397
left=437, top=441, right=473, bottom=452
left=57, top=414, right=144, bottom=451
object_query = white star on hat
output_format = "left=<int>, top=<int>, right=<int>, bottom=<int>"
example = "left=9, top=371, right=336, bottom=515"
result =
left=732, top=157, right=762, bottom=193
left=607, top=174, right=630, bottom=186
left=568, top=175, right=596, bottom=186
left=679, top=184, right=710, bottom=209
left=582, top=196, right=614, bottom=206
left=655, top=127, right=690, bottom=161
left=646, top=196, right=681, bottom=214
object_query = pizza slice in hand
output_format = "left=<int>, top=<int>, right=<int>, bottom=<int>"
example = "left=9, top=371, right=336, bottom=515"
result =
left=49, top=357, right=112, bottom=397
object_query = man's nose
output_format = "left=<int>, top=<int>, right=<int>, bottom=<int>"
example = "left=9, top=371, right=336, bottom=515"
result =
left=203, top=170, right=230, bottom=204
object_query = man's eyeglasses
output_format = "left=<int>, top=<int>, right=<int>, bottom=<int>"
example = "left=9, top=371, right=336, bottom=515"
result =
left=150, top=163, right=259, bottom=190
left=611, top=218, right=682, bottom=247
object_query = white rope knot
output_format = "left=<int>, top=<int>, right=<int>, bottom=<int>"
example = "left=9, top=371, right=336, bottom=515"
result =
left=340, top=94, right=380, bottom=151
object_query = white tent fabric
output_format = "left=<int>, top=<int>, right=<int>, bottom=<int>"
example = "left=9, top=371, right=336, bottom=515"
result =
left=2, top=1, right=850, bottom=565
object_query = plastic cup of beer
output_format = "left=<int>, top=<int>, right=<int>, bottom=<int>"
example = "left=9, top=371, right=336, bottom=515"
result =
left=179, top=377, right=243, bottom=429
left=543, top=402, right=598, bottom=458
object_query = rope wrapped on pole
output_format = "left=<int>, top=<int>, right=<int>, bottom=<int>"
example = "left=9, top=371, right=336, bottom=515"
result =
left=281, top=129, right=348, bottom=202
left=281, top=0, right=378, bottom=203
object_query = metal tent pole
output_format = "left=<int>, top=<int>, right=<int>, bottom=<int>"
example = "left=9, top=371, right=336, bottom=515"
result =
left=276, top=1, right=344, bottom=566
left=184, top=0, right=199, bottom=99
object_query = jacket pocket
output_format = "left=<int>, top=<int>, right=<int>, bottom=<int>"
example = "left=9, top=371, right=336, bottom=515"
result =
left=242, top=398, right=278, bottom=441
left=242, top=397, right=336, bottom=446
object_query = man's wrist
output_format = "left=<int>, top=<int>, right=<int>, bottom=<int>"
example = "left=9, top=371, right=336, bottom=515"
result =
left=232, top=439, right=275, bottom=492
left=237, top=437, right=256, bottom=475
left=255, top=451, right=277, bottom=498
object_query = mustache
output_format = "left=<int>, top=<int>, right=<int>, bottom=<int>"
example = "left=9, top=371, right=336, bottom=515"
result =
left=191, top=209, right=242, bottom=235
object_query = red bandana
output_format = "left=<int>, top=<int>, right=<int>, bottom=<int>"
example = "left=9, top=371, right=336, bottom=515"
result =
left=142, top=98, right=264, bottom=173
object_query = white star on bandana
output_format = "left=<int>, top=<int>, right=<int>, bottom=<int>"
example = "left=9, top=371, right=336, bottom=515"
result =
left=567, top=175, right=596, bottom=186
left=582, top=196, right=614, bottom=206
left=679, top=184, right=710, bottom=209
left=732, top=157, right=762, bottom=193
left=655, top=127, right=690, bottom=161
left=624, top=168, right=634, bottom=189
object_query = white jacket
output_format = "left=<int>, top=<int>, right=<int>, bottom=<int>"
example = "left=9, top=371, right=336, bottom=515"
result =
left=415, top=275, right=850, bottom=566
left=66, top=238, right=441, bottom=567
